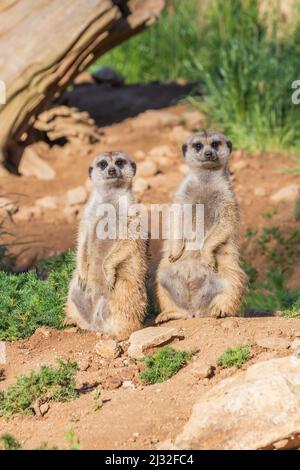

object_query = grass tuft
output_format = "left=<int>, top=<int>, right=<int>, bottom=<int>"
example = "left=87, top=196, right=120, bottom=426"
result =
left=0, top=359, right=78, bottom=417
left=0, top=433, right=22, bottom=450
left=139, top=347, right=194, bottom=384
left=217, top=345, right=251, bottom=369
left=0, top=251, right=75, bottom=341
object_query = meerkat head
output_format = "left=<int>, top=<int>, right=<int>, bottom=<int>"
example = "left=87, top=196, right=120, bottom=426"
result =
left=89, top=151, right=136, bottom=187
left=182, top=131, right=232, bottom=171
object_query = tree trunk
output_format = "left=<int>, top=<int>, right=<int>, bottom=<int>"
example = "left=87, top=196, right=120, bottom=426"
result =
left=0, top=0, right=164, bottom=170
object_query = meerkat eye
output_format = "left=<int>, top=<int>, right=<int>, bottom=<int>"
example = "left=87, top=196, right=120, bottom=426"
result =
left=192, top=142, right=203, bottom=152
left=115, top=159, right=126, bottom=168
left=98, top=160, right=108, bottom=170
left=211, top=141, right=221, bottom=149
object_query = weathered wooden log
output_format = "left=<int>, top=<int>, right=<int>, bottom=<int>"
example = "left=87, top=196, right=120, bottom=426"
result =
left=0, top=0, right=164, bottom=170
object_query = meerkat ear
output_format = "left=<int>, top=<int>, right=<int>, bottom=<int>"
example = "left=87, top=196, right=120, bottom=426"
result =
left=182, top=144, right=188, bottom=157
left=88, top=166, right=93, bottom=178
left=131, top=161, right=137, bottom=176
left=226, top=141, right=233, bottom=153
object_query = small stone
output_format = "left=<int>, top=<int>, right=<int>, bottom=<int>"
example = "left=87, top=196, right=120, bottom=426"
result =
left=66, top=186, right=87, bottom=206
left=182, top=110, right=204, bottom=130
left=291, top=338, right=300, bottom=350
left=95, top=339, right=121, bottom=359
left=191, top=362, right=215, bottom=380
left=39, top=403, right=50, bottom=417
left=78, top=358, right=91, bottom=371
left=14, top=205, right=42, bottom=222
left=132, top=177, right=150, bottom=195
left=128, top=326, right=182, bottom=359
left=137, top=160, right=158, bottom=178
left=19, top=146, right=55, bottom=180
left=270, top=185, right=299, bottom=203
left=105, top=377, right=122, bottom=390
left=131, top=110, right=180, bottom=130
left=134, top=150, right=146, bottom=160
left=254, top=187, right=266, bottom=197
left=255, top=334, right=290, bottom=350
left=36, top=196, right=59, bottom=210
left=92, top=67, right=124, bottom=86
left=122, top=380, right=135, bottom=389
left=0, top=197, right=18, bottom=217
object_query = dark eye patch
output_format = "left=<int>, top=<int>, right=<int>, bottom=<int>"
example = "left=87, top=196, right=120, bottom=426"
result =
left=115, top=159, right=126, bottom=168
left=98, top=160, right=108, bottom=170
left=192, top=142, right=203, bottom=152
left=211, top=140, right=221, bottom=149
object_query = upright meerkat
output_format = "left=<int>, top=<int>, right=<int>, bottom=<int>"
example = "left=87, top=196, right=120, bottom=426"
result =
left=156, top=131, right=247, bottom=323
left=66, top=151, right=148, bottom=339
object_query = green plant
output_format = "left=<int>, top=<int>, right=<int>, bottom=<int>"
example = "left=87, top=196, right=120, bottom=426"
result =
left=190, top=0, right=300, bottom=152
left=65, top=429, right=80, bottom=450
left=0, top=433, right=22, bottom=450
left=0, top=359, right=78, bottom=417
left=139, top=347, right=194, bottom=384
left=92, top=388, right=102, bottom=411
left=294, top=198, right=300, bottom=221
left=0, top=251, right=75, bottom=341
left=90, top=0, right=201, bottom=83
left=217, top=345, right=251, bottom=369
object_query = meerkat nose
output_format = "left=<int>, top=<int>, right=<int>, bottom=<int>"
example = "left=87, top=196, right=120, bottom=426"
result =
left=108, top=167, right=116, bottom=176
left=204, top=150, right=213, bottom=156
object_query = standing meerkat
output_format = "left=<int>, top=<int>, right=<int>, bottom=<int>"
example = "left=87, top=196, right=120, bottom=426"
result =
left=156, top=131, right=247, bottom=323
left=66, top=151, right=148, bottom=340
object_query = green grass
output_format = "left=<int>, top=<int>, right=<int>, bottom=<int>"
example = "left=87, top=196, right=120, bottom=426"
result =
left=0, top=434, right=22, bottom=450
left=89, top=0, right=201, bottom=83
left=0, top=251, right=75, bottom=341
left=139, top=347, right=194, bottom=384
left=0, top=359, right=78, bottom=418
left=295, top=199, right=300, bottom=221
left=191, top=0, right=300, bottom=152
left=217, top=345, right=251, bottom=369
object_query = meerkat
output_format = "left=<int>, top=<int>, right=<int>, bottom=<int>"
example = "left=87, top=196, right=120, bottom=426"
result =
left=66, top=151, right=148, bottom=340
left=155, top=131, right=247, bottom=323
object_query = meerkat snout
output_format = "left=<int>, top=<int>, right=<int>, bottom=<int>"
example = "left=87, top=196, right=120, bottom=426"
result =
left=183, top=131, right=232, bottom=170
left=89, top=151, right=136, bottom=186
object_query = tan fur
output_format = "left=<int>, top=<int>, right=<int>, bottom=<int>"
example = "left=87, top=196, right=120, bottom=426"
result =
left=156, top=131, right=247, bottom=323
left=65, top=151, right=148, bottom=340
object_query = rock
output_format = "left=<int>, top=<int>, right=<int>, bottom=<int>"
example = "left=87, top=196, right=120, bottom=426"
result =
left=78, top=358, right=91, bottom=372
left=0, top=197, right=18, bottom=217
left=136, top=160, right=158, bottom=178
left=39, top=403, right=50, bottom=417
left=128, top=326, right=182, bottom=359
left=255, top=334, right=290, bottom=350
left=132, top=177, right=150, bottom=195
left=270, top=185, right=299, bottom=203
left=66, top=186, right=87, bottom=206
left=35, top=196, right=59, bottom=210
left=0, top=341, right=6, bottom=364
left=122, top=380, right=135, bottom=389
left=254, top=187, right=266, bottom=197
left=161, top=356, right=300, bottom=450
left=291, top=338, right=300, bottom=350
left=179, top=164, right=189, bottom=175
left=168, top=126, right=190, bottom=144
left=134, top=150, right=146, bottom=160
left=105, top=377, right=122, bottom=390
left=14, top=205, right=42, bottom=222
left=95, top=339, right=121, bottom=359
left=92, top=67, right=124, bottom=86
left=19, top=146, right=56, bottom=180
left=190, top=362, right=215, bottom=381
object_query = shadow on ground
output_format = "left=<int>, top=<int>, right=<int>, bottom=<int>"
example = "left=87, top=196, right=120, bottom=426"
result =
left=60, top=81, right=198, bottom=127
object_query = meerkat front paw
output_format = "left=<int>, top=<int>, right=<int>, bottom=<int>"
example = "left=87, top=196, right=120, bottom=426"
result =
left=201, top=251, right=216, bottom=271
left=168, top=252, right=182, bottom=263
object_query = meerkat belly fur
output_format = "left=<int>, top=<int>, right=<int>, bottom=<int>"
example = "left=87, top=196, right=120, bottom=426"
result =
left=156, top=131, right=247, bottom=323
left=66, top=151, right=148, bottom=340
